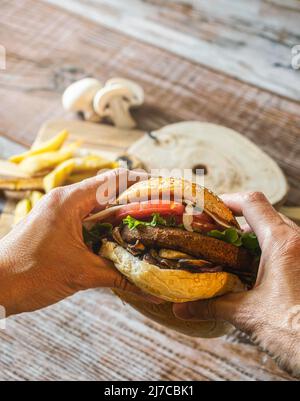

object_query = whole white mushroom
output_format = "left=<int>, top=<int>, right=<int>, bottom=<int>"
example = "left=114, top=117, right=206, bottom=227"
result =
left=62, top=78, right=102, bottom=122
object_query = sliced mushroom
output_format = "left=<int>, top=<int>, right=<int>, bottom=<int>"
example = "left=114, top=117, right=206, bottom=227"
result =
left=62, top=78, right=103, bottom=122
left=93, top=78, right=144, bottom=129
left=149, top=249, right=160, bottom=259
left=203, top=209, right=234, bottom=229
left=158, top=258, right=180, bottom=269
left=158, top=249, right=193, bottom=260
left=143, top=250, right=223, bottom=273
left=112, top=227, right=145, bottom=255
left=127, top=240, right=146, bottom=256
left=178, top=259, right=214, bottom=269
left=146, top=250, right=179, bottom=269
left=112, top=226, right=128, bottom=248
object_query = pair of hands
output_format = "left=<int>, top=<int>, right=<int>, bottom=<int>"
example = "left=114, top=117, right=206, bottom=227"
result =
left=0, top=169, right=299, bottom=376
left=0, top=169, right=156, bottom=316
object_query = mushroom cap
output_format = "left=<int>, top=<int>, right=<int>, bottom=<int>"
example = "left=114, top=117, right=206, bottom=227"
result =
left=106, top=77, right=144, bottom=106
left=93, top=84, right=137, bottom=117
left=62, top=78, right=102, bottom=112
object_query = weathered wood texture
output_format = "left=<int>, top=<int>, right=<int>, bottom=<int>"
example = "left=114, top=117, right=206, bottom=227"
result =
left=0, top=1, right=299, bottom=205
left=0, top=0, right=299, bottom=381
left=0, top=289, right=294, bottom=381
left=44, top=0, right=300, bottom=100
left=0, top=120, right=144, bottom=237
left=36, top=120, right=144, bottom=160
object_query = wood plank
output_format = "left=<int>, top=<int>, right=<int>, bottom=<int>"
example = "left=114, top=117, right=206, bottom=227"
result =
left=0, top=137, right=26, bottom=160
left=0, top=0, right=299, bottom=206
left=44, top=0, right=300, bottom=101
left=0, top=138, right=26, bottom=213
left=0, top=290, right=293, bottom=381
left=0, top=0, right=298, bottom=381
left=0, top=119, right=143, bottom=222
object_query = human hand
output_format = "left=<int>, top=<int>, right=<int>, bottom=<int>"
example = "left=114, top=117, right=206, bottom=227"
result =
left=0, top=169, right=156, bottom=317
left=173, top=192, right=300, bottom=377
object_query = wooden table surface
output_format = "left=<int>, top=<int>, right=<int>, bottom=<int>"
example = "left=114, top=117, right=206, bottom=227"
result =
left=0, top=0, right=299, bottom=381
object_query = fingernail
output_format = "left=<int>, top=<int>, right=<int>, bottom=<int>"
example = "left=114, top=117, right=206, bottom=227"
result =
left=126, top=170, right=150, bottom=185
left=128, top=169, right=149, bottom=177
left=173, top=303, right=194, bottom=320
left=141, top=294, right=164, bottom=304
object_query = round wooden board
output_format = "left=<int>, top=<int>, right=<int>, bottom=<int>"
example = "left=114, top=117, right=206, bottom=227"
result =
left=128, top=122, right=288, bottom=207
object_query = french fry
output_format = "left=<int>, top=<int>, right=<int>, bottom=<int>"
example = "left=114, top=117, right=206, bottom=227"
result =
left=66, top=171, right=99, bottom=184
left=19, top=141, right=81, bottom=176
left=30, top=191, right=44, bottom=207
left=14, top=199, right=32, bottom=225
left=0, top=159, right=30, bottom=178
left=10, top=130, right=69, bottom=164
left=0, top=177, right=44, bottom=191
left=43, top=156, right=118, bottom=192
left=72, top=156, right=119, bottom=173
left=43, top=159, right=76, bottom=193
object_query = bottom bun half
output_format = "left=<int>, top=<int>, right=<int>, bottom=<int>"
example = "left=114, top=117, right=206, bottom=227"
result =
left=100, top=241, right=244, bottom=303
left=100, top=241, right=244, bottom=338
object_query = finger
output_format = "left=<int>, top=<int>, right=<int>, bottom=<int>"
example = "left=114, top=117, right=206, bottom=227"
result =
left=221, top=192, right=284, bottom=243
left=84, top=253, right=162, bottom=304
left=113, top=287, right=164, bottom=305
left=173, top=292, right=249, bottom=323
left=66, top=168, right=149, bottom=219
left=220, top=193, right=243, bottom=216
left=111, top=273, right=163, bottom=304
left=279, top=213, right=300, bottom=232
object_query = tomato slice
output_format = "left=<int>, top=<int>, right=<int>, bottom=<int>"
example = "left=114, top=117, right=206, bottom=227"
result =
left=112, top=200, right=220, bottom=232
left=192, top=211, right=220, bottom=233
left=113, top=201, right=185, bottom=225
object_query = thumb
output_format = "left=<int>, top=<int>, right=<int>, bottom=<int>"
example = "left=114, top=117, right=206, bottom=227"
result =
left=84, top=253, right=162, bottom=304
left=173, top=292, right=249, bottom=323
left=110, top=269, right=161, bottom=303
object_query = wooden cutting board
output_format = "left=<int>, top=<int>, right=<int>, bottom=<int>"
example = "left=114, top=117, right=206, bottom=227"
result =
left=35, top=119, right=144, bottom=159
left=0, top=120, right=144, bottom=238
left=0, top=119, right=295, bottom=239
left=46, top=122, right=296, bottom=220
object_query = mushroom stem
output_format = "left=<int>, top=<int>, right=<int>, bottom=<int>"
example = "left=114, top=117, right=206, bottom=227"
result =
left=109, top=98, right=137, bottom=129
left=83, top=110, right=101, bottom=123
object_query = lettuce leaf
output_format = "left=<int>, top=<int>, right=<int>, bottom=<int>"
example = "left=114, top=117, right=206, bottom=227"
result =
left=123, top=213, right=168, bottom=230
left=122, top=215, right=261, bottom=256
left=208, top=228, right=242, bottom=246
left=208, top=228, right=260, bottom=255
left=82, top=223, right=113, bottom=245
left=241, top=233, right=260, bottom=251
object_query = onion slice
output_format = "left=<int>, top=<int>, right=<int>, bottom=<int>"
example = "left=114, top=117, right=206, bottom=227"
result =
left=84, top=205, right=124, bottom=224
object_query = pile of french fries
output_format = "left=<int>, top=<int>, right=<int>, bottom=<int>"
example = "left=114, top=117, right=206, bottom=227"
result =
left=0, top=130, right=118, bottom=225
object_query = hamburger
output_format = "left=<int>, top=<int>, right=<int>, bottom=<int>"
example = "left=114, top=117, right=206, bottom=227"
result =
left=84, top=177, right=260, bottom=337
